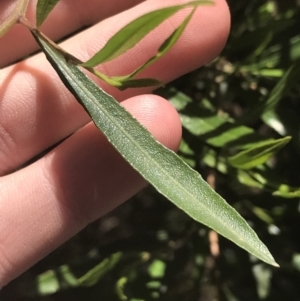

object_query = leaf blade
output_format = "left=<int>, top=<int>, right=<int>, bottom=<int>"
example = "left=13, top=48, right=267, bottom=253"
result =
left=33, top=31, right=278, bottom=267
left=78, top=252, right=122, bottom=287
left=36, top=0, right=60, bottom=27
left=123, top=7, right=196, bottom=80
left=81, top=1, right=213, bottom=67
left=228, top=137, right=291, bottom=170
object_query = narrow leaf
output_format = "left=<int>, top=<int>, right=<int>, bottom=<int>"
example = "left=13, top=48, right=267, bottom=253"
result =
left=89, top=9, right=195, bottom=88
left=37, top=265, right=79, bottom=295
left=167, top=89, right=270, bottom=149
left=116, top=277, right=127, bottom=301
left=202, top=147, right=300, bottom=197
left=180, top=113, right=264, bottom=148
left=262, top=60, right=300, bottom=112
left=261, top=60, right=300, bottom=131
left=78, top=252, right=122, bottom=287
left=228, top=137, right=291, bottom=170
left=36, top=0, right=60, bottom=27
left=0, top=0, right=29, bottom=38
left=241, top=60, right=300, bottom=124
left=81, top=1, right=213, bottom=67
left=113, top=77, right=163, bottom=90
left=124, top=8, right=196, bottom=79
left=33, top=30, right=278, bottom=267
left=273, top=185, right=300, bottom=198
left=90, top=69, right=162, bottom=89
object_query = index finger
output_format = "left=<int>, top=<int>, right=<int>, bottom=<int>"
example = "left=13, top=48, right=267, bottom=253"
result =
left=0, top=0, right=143, bottom=67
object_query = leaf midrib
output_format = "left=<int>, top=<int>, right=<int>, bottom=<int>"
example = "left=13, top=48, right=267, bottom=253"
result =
left=58, top=54, right=227, bottom=228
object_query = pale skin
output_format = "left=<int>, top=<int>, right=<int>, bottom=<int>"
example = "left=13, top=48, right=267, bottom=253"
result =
left=0, top=0, right=230, bottom=287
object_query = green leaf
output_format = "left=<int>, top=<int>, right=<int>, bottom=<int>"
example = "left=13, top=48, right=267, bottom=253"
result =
left=78, top=252, right=122, bottom=287
left=37, top=270, right=60, bottom=295
left=261, top=60, right=300, bottom=130
left=116, top=277, right=146, bottom=301
left=241, top=60, right=300, bottom=124
left=33, top=30, right=278, bottom=267
left=116, top=277, right=128, bottom=301
left=0, top=0, right=29, bottom=38
left=180, top=111, right=271, bottom=149
left=148, top=260, right=166, bottom=278
left=166, top=88, right=269, bottom=149
left=90, top=69, right=163, bottom=90
left=252, top=206, right=274, bottom=224
left=262, top=60, right=300, bottom=113
left=114, top=77, right=163, bottom=90
left=84, top=6, right=196, bottom=90
left=81, top=1, right=213, bottom=67
left=89, top=8, right=196, bottom=88
left=202, top=147, right=300, bottom=197
left=273, top=185, right=300, bottom=198
left=123, top=7, right=196, bottom=80
left=37, top=265, right=79, bottom=295
left=36, top=0, right=60, bottom=27
left=228, top=137, right=291, bottom=170
left=168, top=89, right=297, bottom=196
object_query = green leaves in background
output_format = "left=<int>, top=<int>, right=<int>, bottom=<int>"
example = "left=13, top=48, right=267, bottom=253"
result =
left=32, top=30, right=278, bottom=267
left=81, top=1, right=213, bottom=67
left=228, top=137, right=291, bottom=169
left=241, top=60, right=300, bottom=125
left=36, top=0, right=61, bottom=27
left=78, top=252, right=122, bottom=287
left=261, top=60, right=300, bottom=134
left=37, top=265, right=78, bottom=295
left=0, top=0, right=29, bottom=37
left=167, top=88, right=298, bottom=197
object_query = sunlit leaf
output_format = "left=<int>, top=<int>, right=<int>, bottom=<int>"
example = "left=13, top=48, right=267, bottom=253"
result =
left=37, top=265, right=79, bottom=296
left=252, top=206, right=274, bottom=224
left=36, top=0, right=60, bottom=27
left=178, top=139, right=196, bottom=167
left=202, top=147, right=300, bottom=197
left=78, top=252, right=122, bottom=287
left=180, top=113, right=263, bottom=148
left=37, top=270, right=60, bottom=295
left=33, top=31, right=279, bottom=267
left=228, top=137, right=291, bottom=169
left=81, top=1, right=213, bottom=67
left=273, top=185, right=300, bottom=198
left=168, top=89, right=297, bottom=196
left=236, top=169, right=265, bottom=189
left=167, top=89, right=269, bottom=149
left=0, top=0, right=29, bottom=38
left=250, top=69, right=284, bottom=77
left=237, top=36, right=300, bottom=75
left=116, top=277, right=146, bottom=301
left=116, top=277, right=128, bottom=301
left=148, top=260, right=166, bottom=278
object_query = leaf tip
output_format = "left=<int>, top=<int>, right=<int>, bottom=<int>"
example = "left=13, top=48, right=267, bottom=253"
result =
left=263, top=253, right=279, bottom=268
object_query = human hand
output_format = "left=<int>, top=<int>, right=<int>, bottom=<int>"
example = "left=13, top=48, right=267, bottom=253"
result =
left=0, top=0, right=230, bottom=286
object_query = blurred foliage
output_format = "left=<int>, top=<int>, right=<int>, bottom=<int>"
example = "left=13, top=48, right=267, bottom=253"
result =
left=2, top=0, right=300, bottom=300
